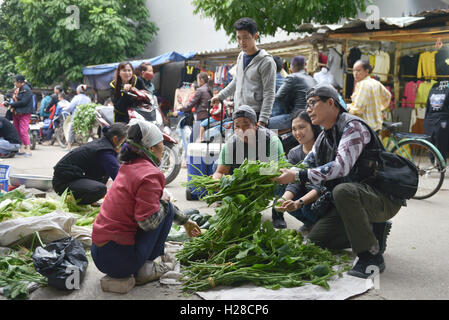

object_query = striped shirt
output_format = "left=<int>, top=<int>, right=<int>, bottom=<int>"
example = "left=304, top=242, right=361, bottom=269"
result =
left=303, top=121, right=371, bottom=185
left=348, top=76, right=391, bottom=132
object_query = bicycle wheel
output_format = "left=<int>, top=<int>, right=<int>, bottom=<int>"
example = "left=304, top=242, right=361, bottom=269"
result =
left=392, top=139, right=445, bottom=199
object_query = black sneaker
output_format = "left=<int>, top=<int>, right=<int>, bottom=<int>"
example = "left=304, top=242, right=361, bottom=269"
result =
left=348, top=253, right=385, bottom=279
left=272, top=209, right=287, bottom=229
left=373, top=221, right=392, bottom=255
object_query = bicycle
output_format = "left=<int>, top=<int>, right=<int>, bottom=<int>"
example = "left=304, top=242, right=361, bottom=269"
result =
left=382, top=121, right=446, bottom=199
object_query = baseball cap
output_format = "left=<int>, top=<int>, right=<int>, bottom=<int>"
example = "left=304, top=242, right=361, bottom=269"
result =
left=232, top=105, right=257, bottom=124
left=306, top=84, right=347, bottom=112
left=14, top=75, right=26, bottom=83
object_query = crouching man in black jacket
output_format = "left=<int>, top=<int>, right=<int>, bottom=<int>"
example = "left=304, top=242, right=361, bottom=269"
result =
left=274, top=84, right=402, bottom=279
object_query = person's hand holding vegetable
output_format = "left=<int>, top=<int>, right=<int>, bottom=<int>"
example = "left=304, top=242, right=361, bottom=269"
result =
left=273, top=168, right=297, bottom=185
left=183, top=220, right=201, bottom=237
left=277, top=199, right=303, bottom=212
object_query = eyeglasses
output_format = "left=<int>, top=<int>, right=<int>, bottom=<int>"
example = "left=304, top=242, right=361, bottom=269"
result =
left=306, top=98, right=322, bottom=110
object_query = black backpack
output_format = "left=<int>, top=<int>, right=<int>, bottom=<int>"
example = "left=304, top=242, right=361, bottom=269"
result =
left=365, top=126, right=419, bottom=200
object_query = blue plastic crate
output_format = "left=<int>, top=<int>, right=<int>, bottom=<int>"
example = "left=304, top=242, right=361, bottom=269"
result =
left=0, top=165, right=10, bottom=192
left=0, top=179, right=8, bottom=192
left=0, top=165, right=10, bottom=180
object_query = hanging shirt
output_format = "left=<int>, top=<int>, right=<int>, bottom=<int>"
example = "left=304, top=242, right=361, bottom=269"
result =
left=372, top=50, right=390, bottom=82
left=435, top=47, right=449, bottom=76
left=348, top=76, right=391, bottom=132
left=415, top=80, right=438, bottom=108
left=313, top=67, right=334, bottom=86
left=346, top=48, right=362, bottom=98
left=401, top=80, right=423, bottom=108
left=327, top=48, right=344, bottom=90
left=425, top=84, right=449, bottom=114
left=180, top=66, right=200, bottom=84
left=417, top=51, right=437, bottom=79
left=400, top=54, right=420, bottom=76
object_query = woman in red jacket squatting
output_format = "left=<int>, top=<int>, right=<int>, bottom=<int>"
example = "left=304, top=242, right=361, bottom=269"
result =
left=91, top=119, right=201, bottom=293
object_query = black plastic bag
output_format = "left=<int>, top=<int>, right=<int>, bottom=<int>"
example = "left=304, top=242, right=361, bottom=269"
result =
left=32, top=237, right=88, bottom=291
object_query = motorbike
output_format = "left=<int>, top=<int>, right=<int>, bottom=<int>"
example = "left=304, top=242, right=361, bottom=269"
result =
left=95, top=88, right=181, bottom=185
left=28, top=114, right=41, bottom=150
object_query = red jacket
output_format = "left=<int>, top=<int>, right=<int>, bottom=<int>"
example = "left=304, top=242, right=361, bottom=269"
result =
left=92, top=157, right=165, bottom=246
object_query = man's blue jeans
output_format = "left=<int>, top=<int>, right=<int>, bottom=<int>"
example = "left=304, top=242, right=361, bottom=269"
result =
left=274, top=184, right=317, bottom=228
left=268, top=114, right=292, bottom=131
left=91, top=202, right=174, bottom=278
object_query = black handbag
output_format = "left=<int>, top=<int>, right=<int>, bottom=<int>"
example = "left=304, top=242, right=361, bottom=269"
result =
left=363, top=124, right=419, bottom=200
left=371, top=150, right=419, bottom=200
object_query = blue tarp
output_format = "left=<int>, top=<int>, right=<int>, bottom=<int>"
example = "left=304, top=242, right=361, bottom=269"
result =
left=82, top=51, right=196, bottom=90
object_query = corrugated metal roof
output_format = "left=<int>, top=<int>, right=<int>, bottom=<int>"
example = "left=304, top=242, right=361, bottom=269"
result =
left=195, top=33, right=326, bottom=57
left=193, top=9, right=449, bottom=58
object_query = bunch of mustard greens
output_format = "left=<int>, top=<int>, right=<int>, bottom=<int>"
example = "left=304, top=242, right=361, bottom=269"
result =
left=178, top=159, right=351, bottom=292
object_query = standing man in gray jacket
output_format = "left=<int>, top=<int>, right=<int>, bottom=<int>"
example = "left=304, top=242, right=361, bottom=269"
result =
left=211, top=17, right=276, bottom=127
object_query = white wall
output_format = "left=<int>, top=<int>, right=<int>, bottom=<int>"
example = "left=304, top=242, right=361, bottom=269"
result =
left=143, top=0, right=307, bottom=58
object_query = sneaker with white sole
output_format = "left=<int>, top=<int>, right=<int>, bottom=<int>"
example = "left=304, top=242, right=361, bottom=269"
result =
left=135, top=259, right=171, bottom=286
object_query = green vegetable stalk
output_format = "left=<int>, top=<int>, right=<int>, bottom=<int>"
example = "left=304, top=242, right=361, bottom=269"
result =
left=177, top=158, right=351, bottom=292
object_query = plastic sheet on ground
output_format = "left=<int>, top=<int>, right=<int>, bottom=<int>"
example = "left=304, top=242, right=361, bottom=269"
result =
left=195, top=274, right=374, bottom=300
left=161, top=242, right=372, bottom=300
left=159, top=241, right=183, bottom=285
left=0, top=211, right=76, bottom=247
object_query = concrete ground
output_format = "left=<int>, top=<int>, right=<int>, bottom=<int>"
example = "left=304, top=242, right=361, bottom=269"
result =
left=1, top=144, right=449, bottom=300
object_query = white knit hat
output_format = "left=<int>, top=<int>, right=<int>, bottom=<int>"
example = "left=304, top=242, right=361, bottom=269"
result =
left=129, top=119, right=163, bottom=148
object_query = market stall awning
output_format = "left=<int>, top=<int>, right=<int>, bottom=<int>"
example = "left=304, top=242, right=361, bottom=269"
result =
left=82, top=51, right=196, bottom=76
left=82, top=51, right=196, bottom=90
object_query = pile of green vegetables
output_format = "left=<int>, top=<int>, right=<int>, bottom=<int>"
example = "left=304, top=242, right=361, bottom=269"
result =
left=0, top=188, right=100, bottom=227
left=0, top=233, right=47, bottom=300
left=177, top=158, right=351, bottom=292
left=72, top=103, right=100, bottom=142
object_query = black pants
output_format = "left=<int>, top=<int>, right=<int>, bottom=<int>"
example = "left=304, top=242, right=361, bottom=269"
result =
left=425, top=114, right=449, bottom=161
left=55, top=178, right=107, bottom=205
left=114, top=110, right=129, bottom=124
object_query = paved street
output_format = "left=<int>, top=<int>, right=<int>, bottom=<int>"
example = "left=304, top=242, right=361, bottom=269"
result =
left=1, top=144, right=449, bottom=300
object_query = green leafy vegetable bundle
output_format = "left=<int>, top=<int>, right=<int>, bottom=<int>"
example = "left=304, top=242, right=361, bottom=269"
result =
left=0, top=188, right=99, bottom=226
left=72, top=103, right=100, bottom=142
left=177, top=159, right=351, bottom=292
left=0, top=245, right=46, bottom=300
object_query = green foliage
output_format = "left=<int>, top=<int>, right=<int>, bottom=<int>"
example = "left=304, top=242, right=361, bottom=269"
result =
left=72, top=102, right=99, bottom=141
left=192, top=0, right=370, bottom=37
left=0, top=0, right=158, bottom=87
left=0, top=40, right=17, bottom=91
